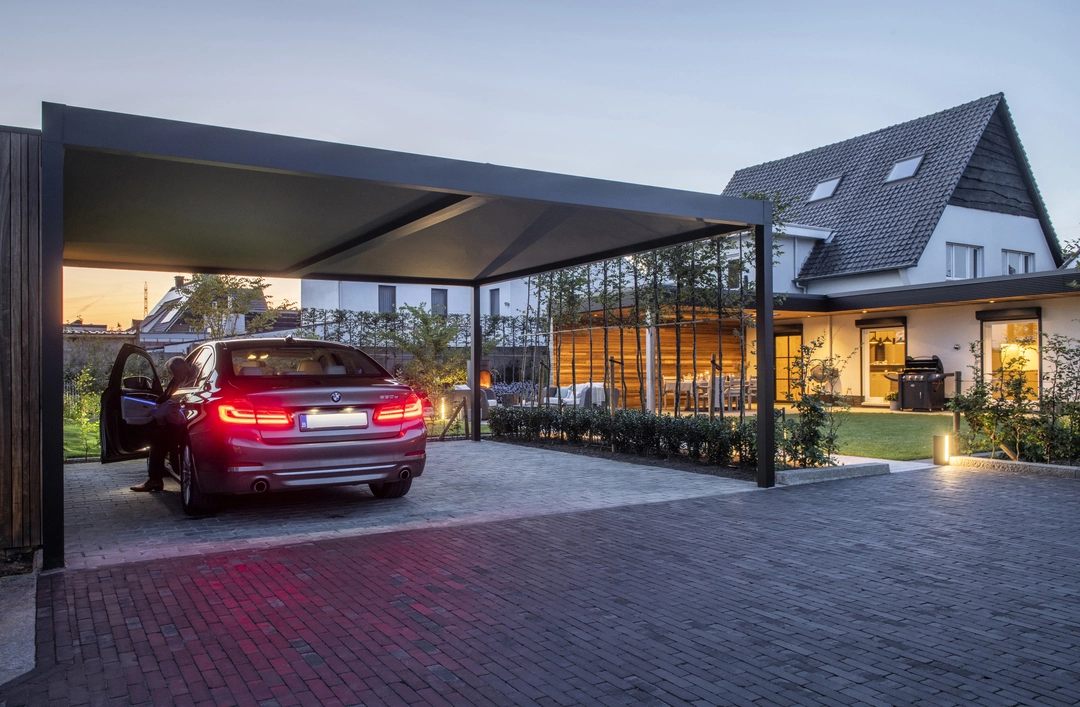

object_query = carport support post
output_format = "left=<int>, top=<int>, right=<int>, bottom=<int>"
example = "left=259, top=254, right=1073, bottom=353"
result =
left=41, top=109, right=65, bottom=568
left=470, top=285, right=482, bottom=441
left=754, top=213, right=775, bottom=489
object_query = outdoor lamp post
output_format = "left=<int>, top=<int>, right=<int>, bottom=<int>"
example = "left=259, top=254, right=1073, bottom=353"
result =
left=933, top=434, right=951, bottom=466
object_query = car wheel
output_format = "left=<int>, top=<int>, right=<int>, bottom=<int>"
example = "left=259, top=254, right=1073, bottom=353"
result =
left=180, top=440, right=219, bottom=516
left=369, top=478, right=412, bottom=499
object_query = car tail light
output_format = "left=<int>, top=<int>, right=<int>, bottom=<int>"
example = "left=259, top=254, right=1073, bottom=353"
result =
left=218, top=401, right=293, bottom=427
left=373, top=394, right=423, bottom=424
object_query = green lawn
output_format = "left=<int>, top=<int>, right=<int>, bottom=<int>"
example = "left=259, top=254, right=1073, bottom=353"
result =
left=836, top=412, right=955, bottom=460
left=64, top=420, right=100, bottom=459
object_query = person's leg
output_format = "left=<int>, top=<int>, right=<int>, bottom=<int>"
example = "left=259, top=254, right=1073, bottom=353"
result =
left=131, top=426, right=167, bottom=491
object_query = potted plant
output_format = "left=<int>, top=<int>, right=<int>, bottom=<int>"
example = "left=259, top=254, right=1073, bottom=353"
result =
left=885, top=391, right=900, bottom=411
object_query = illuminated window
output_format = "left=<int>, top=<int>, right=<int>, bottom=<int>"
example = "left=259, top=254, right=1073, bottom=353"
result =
left=982, top=318, right=1039, bottom=399
left=808, top=177, right=842, bottom=202
left=885, top=155, right=923, bottom=182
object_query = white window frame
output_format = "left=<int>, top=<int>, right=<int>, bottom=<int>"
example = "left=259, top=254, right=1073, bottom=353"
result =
left=946, top=243, right=983, bottom=280
left=807, top=176, right=842, bottom=202
left=1002, top=250, right=1034, bottom=276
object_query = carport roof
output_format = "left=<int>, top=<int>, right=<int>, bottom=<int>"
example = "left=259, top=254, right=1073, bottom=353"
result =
left=45, top=103, right=767, bottom=286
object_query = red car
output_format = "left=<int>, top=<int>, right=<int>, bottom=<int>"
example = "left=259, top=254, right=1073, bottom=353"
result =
left=100, top=338, right=427, bottom=515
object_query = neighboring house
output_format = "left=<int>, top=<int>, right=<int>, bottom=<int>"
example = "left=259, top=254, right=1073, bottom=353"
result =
left=723, top=93, right=1061, bottom=295
left=139, top=276, right=299, bottom=354
left=300, top=279, right=534, bottom=318
left=719, top=93, right=1075, bottom=405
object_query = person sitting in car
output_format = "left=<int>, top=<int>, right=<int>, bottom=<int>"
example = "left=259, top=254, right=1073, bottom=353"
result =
left=130, top=357, right=192, bottom=492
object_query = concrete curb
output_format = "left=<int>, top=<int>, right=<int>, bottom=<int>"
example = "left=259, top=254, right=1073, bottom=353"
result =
left=948, top=456, right=1080, bottom=479
left=776, top=462, right=891, bottom=486
left=0, top=553, right=38, bottom=688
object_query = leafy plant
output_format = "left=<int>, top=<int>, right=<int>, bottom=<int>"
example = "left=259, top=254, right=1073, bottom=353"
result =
left=63, top=366, right=101, bottom=459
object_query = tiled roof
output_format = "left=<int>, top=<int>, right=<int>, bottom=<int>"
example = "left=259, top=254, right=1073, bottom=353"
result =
left=723, top=94, right=1004, bottom=280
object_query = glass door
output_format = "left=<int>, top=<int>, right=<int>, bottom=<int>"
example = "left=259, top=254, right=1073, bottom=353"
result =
left=775, top=334, right=803, bottom=403
left=861, top=328, right=906, bottom=404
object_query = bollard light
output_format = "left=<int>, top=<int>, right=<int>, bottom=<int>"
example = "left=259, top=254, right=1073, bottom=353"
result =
left=932, top=434, right=951, bottom=466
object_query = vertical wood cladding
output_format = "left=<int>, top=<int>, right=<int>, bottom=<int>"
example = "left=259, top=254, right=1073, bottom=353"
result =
left=948, top=110, right=1038, bottom=219
left=553, top=320, right=750, bottom=410
left=0, top=130, right=42, bottom=551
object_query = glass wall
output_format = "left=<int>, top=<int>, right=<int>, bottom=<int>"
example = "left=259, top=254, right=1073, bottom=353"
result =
left=775, top=333, right=803, bottom=402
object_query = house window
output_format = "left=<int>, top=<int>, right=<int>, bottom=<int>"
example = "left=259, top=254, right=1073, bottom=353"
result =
left=431, top=288, right=448, bottom=316
left=775, top=333, right=803, bottom=402
left=378, top=285, right=396, bottom=314
left=1002, top=250, right=1034, bottom=275
left=807, top=177, right=841, bottom=202
left=885, top=155, right=923, bottom=182
left=489, top=288, right=501, bottom=317
left=982, top=318, right=1039, bottom=399
left=946, top=243, right=983, bottom=279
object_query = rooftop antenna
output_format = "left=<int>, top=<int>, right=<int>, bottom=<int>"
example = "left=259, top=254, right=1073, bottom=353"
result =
left=143, top=282, right=148, bottom=317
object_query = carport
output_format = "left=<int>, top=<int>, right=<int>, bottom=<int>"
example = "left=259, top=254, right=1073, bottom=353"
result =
left=2, top=104, right=774, bottom=569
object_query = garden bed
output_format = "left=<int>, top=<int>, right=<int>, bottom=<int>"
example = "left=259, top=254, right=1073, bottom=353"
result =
left=492, top=438, right=756, bottom=482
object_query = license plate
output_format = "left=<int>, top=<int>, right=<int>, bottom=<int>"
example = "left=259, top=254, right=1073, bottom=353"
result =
left=299, top=411, right=368, bottom=431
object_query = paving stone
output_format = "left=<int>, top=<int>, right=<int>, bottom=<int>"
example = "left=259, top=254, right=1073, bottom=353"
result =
left=2, top=464, right=1080, bottom=705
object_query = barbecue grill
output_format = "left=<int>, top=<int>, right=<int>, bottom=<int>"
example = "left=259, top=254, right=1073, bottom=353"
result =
left=888, top=356, right=953, bottom=411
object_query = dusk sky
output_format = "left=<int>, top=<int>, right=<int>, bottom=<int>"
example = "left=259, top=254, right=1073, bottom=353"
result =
left=2, top=0, right=1077, bottom=327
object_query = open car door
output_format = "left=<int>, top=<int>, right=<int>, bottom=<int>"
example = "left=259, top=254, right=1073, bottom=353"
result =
left=100, top=344, right=163, bottom=463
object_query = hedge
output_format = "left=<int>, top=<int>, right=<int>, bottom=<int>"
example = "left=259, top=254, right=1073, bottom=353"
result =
left=488, top=406, right=757, bottom=467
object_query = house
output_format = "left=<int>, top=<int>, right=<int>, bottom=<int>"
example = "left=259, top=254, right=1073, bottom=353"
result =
left=300, top=279, right=534, bottom=318
left=551, top=94, right=1079, bottom=408
left=138, top=276, right=300, bottom=354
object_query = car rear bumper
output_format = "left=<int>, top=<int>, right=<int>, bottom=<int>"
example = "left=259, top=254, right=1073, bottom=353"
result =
left=199, top=423, right=426, bottom=495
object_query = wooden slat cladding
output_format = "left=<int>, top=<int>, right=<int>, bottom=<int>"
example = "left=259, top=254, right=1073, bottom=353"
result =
left=553, top=320, right=752, bottom=410
left=0, top=130, right=42, bottom=551
left=949, top=111, right=1038, bottom=219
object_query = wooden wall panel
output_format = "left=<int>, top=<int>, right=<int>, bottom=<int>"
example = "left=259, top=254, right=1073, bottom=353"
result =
left=0, top=129, right=42, bottom=552
left=553, top=320, right=752, bottom=410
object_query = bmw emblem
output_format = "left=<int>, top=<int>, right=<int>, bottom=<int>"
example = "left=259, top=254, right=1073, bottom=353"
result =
left=331, top=392, right=341, bottom=403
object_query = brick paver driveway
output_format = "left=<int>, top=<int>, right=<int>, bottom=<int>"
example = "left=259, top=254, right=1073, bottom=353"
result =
left=3, top=464, right=1079, bottom=706
left=63, top=442, right=754, bottom=570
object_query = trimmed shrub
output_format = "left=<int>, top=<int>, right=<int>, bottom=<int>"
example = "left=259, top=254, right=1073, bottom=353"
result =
left=488, top=405, right=758, bottom=467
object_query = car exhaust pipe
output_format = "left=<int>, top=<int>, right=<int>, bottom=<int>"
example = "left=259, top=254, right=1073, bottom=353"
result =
left=398, top=469, right=411, bottom=481
left=251, top=479, right=269, bottom=493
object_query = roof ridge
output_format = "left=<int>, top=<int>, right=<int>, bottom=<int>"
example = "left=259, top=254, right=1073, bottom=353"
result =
left=730, top=93, right=1004, bottom=177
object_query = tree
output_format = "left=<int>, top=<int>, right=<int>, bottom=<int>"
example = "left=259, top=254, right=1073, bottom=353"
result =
left=166, top=274, right=294, bottom=341
left=385, top=304, right=469, bottom=414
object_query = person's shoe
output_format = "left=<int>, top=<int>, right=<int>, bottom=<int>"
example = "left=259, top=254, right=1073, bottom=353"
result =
left=130, top=479, right=165, bottom=492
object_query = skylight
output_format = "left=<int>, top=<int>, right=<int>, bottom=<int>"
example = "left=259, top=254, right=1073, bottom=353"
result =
left=808, top=177, right=841, bottom=202
left=886, top=155, right=923, bottom=182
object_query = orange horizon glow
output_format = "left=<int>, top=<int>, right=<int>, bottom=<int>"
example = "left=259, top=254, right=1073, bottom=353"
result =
left=63, top=267, right=302, bottom=330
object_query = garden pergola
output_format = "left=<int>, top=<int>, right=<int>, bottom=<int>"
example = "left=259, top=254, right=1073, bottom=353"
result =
left=30, top=103, right=774, bottom=567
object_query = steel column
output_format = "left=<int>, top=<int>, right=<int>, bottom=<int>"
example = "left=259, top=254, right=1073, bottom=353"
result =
left=41, top=109, right=65, bottom=568
left=470, top=285, right=482, bottom=441
left=754, top=213, right=775, bottom=489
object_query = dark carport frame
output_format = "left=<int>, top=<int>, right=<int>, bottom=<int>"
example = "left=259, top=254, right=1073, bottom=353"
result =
left=38, top=103, right=775, bottom=569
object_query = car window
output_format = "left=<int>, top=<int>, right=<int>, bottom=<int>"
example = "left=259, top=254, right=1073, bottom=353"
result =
left=229, top=345, right=386, bottom=377
left=194, top=349, right=216, bottom=388
left=180, top=348, right=212, bottom=388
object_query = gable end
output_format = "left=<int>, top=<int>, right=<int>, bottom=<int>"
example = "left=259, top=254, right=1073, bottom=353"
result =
left=948, top=110, right=1037, bottom=219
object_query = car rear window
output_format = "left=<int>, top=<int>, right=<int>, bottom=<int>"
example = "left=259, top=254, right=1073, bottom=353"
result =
left=228, top=345, right=387, bottom=378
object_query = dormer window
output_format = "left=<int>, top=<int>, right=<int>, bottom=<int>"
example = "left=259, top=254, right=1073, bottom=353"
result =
left=808, top=176, right=841, bottom=202
left=885, top=155, right=923, bottom=182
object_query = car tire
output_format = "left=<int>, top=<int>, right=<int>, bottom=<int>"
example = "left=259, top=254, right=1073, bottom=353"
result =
left=180, top=440, right=219, bottom=516
left=369, top=478, right=412, bottom=499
